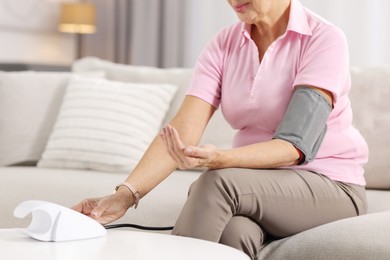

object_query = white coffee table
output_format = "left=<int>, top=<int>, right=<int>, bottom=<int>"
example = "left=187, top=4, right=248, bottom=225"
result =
left=0, top=228, right=250, bottom=260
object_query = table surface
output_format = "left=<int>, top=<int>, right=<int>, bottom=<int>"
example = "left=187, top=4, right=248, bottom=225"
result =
left=0, top=228, right=250, bottom=260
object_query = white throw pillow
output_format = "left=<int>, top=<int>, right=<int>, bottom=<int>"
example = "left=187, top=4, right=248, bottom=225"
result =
left=38, top=76, right=177, bottom=172
left=72, top=57, right=193, bottom=125
left=73, top=57, right=236, bottom=149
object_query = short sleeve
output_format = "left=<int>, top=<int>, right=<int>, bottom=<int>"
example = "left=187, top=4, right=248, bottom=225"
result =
left=186, top=32, right=225, bottom=109
left=293, top=25, right=350, bottom=106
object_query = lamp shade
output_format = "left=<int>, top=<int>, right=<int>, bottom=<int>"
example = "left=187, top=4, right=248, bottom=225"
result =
left=58, top=3, right=97, bottom=34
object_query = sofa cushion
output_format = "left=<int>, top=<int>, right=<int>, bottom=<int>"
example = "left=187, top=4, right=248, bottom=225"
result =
left=72, top=57, right=236, bottom=149
left=258, top=211, right=390, bottom=260
left=0, top=71, right=70, bottom=166
left=38, top=76, right=177, bottom=173
left=350, top=66, right=390, bottom=189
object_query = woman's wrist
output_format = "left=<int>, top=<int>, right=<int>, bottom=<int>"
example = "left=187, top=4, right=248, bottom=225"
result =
left=212, top=149, right=230, bottom=169
left=114, top=186, right=135, bottom=209
left=115, top=182, right=141, bottom=209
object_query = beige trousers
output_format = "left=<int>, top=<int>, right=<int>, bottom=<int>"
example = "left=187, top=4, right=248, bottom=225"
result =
left=172, top=168, right=367, bottom=259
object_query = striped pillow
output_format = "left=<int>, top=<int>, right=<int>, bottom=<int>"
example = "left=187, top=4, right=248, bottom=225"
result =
left=37, top=76, right=177, bottom=172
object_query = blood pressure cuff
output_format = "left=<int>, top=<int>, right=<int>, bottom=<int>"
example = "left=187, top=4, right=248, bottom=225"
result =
left=273, top=86, right=332, bottom=165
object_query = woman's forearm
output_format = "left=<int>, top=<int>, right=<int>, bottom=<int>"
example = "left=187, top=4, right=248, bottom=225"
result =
left=217, top=139, right=300, bottom=169
left=122, top=96, right=215, bottom=200
left=123, top=135, right=178, bottom=199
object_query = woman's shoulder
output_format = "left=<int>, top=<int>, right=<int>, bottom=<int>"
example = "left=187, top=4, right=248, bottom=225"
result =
left=303, top=7, right=346, bottom=41
left=205, top=21, right=245, bottom=53
left=211, top=21, right=244, bottom=42
left=218, top=21, right=243, bottom=34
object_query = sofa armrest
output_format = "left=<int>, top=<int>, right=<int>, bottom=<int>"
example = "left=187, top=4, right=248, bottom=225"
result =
left=258, top=211, right=390, bottom=260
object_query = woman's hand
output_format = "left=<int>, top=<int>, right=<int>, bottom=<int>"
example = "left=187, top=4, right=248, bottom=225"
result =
left=160, top=124, right=223, bottom=170
left=71, top=188, right=134, bottom=225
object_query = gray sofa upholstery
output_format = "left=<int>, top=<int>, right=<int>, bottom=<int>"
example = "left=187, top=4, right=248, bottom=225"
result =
left=1, top=57, right=389, bottom=259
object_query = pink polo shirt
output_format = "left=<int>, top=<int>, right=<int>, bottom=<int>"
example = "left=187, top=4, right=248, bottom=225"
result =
left=186, top=0, right=368, bottom=185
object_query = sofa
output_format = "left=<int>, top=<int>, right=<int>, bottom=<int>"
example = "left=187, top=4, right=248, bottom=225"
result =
left=1, top=57, right=389, bottom=259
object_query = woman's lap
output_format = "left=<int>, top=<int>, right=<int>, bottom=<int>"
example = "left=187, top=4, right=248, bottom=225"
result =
left=172, top=168, right=367, bottom=257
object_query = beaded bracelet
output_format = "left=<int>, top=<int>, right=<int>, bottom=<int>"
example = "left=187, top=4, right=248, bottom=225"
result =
left=114, top=182, right=140, bottom=209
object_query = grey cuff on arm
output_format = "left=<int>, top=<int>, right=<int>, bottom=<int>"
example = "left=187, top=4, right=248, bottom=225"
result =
left=273, top=86, right=332, bottom=165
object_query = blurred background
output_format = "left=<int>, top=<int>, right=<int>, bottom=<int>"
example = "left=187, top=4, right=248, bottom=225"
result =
left=0, top=0, right=389, bottom=69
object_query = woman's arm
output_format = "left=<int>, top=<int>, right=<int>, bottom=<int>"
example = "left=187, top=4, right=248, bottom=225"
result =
left=72, top=96, right=215, bottom=224
left=163, top=125, right=300, bottom=169
left=125, top=96, right=215, bottom=197
left=213, top=139, right=301, bottom=168
left=162, top=86, right=333, bottom=170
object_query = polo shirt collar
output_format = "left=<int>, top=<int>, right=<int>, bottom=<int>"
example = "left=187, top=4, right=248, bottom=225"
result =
left=240, top=0, right=312, bottom=48
left=240, top=23, right=252, bottom=48
left=287, top=0, right=312, bottom=36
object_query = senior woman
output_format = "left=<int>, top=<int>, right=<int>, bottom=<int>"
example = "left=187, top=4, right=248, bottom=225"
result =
left=73, top=0, right=368, bottom=258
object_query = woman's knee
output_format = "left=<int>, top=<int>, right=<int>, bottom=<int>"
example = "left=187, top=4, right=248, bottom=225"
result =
left=172, top=169, right=239, bottom=240
left=185, top=169, right=239, bottom=214
left=189, top=169, right=235, bottom=196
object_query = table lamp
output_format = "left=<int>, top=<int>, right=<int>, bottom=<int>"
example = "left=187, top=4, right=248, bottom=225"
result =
left=58, top=3, right=97, bottom=59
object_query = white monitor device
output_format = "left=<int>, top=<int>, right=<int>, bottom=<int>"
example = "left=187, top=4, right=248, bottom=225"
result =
left=14, top=200, right=106, bottom=242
